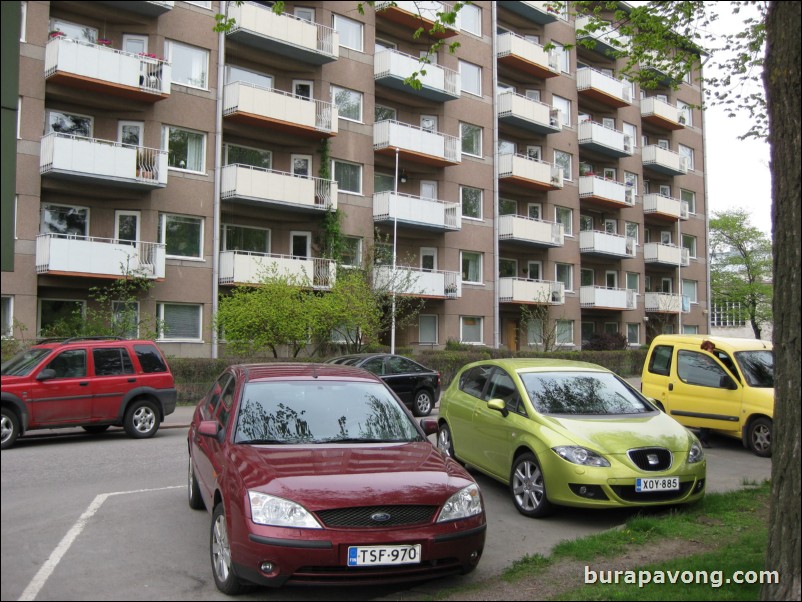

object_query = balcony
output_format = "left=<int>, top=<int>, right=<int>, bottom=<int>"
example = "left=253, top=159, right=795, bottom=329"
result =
left=45, top=37, right=171, bottom=102
left=226, top=2, right=339, bottom=64
left=374, top=120, right=460, bottom=166
left=579, top=176, right=634, bottom=209
left=497, top=32, right=560, bottom=79
left=498, top=214, right=564, bottom=248
left=575, top=15, right=630, bottom=59
left=40, top=133, right=167, bottom=190
left=642, top=145, right=688, bottom=176
left=576, top=67, right=632, bottom=108
left=580, top=286, right=636, bottom=310
left=497, top=91, right=562, bottom=135
left=375, top=49, right=459, bottom=102
left=579, top=230, right=636, bottom=259
left=223, top=82, right=337, bottom=138
left=373, top=191, right=460, bottom=232
left=498, top=153, right=563, bottom=191
left=221, top=165, right=337, bottom=212
left=497, top=1, right=560, bottom=25
left=373, top=265, right=461, bottom=299
left=644, top=242, right=690, bottom=267
left=643, top=194, right=689, bottom=221
left=36, top=234, right=165, bottom=279
left=219, top=252, right=335, bottom=289
left=375, top=1, right=457, bottom=39
left=95, top=1, right=174, bottom=17
left=645, top=292, right=683, bottom=313
left=578, top=121, right=633, bottom=158
left=499, top=278, right=565, bottom=304
left=641, top=97, right=685, bottom=131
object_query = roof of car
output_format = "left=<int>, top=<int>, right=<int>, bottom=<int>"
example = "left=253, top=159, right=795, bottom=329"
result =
left=650, top=334, right=773, bottom=351
left=466, top=357, right=610, bottom=373
left=234, top=362, right=384, bottom=383
left=32, top=337, right=159, bottom=350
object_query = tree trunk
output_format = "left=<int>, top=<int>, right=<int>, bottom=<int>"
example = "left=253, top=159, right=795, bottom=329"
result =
left=762, top=2, right=801, bottom=600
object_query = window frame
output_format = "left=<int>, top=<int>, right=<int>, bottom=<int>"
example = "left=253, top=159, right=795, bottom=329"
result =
left=461, top=251, right=483, bottom=284
left=163, top=125, right=207, bottom=173
left=331, top=85, right=363, bottom=122
left=165, top=39, right=209, bottom=90
left=333, top=13, right=363, bottom=52
left=157, top=302, right=203, bottom=342
left=159, top=213, right=204, bottom=260
left=460, top=186, right=483, bottom=220
left=332, top=159, right=363, bottom=195
left=460, top=122, right=482, bottom=157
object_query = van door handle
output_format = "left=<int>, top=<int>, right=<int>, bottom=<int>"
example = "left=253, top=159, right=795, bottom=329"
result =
left=79, top=381, right=89, bottom=386
left=668, top=383, right=673, bottom=391
left=128, top=378, right=137, bottom=383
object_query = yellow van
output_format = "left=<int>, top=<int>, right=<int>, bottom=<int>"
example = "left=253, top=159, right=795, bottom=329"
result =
left=641, top=335, right=774, bottom=457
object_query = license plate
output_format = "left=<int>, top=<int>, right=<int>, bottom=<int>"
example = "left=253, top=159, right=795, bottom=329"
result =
left=636, top=477, right=680, bottom=492
left=347, top=545, right=421, bottom=567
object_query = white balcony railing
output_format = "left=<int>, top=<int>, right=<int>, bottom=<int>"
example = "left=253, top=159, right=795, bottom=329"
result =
left=498, top=214, right=564, bottom=247
left=36, top=234, right=165, bottom=279
left=640, top=96, right=684, bottom=129
left=643, top=194, right=690, bottom=220
left=40, top=133, right=168, bottom=187
left=374, top=120, right=460, bottom=164
left=644, top=242, right=691, bottom=266
left=578, top=121, right=633, bottom=157
left=373, top=191, right=460, bottom=231
left=645, top=292, right=683, bottom=313
left=642, top=145, right=689, bottom=175
left=578, top=176, right=633, bottom=206
left=497, top=91, right=562, bottom=134
left=373, top=265, right=461, bottom=298
left=223, top=82, right=337, bottom=135
left=498, top=278, right=565, bottom=304
left=497, top=31, right=559, bottom=77
left=575, top=15, right=630, bottom=56
left=576, top=66, right=632, bottom=106
left=498, top=1, right=561, bottom=25
left=45, top=37, right=171, bottom=97
left=580, top=286, right=636, bottom=310
left=374, top=49, right=460, bottom=101
left=579, top=230, right=636, bottom=258
left=498, top=153, right=564, bottom=189
left=218, top=251, right=335, bottom=289
left=221, top=164, right=337, bottom=211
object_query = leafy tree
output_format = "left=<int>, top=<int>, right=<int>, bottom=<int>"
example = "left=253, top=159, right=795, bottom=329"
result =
left=710, top=208, right=773, bottom=338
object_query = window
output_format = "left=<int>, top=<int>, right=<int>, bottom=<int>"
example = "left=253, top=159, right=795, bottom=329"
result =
left=341, top=236, right=363, bottom=267
left=458, top=3, right=481, bottom=35
left=460, top=122, right=482, bottom=157
left=224, top=143, right=271, bottom=168
left=333, top=14, right=363, bottom=51
left=579, top=214, right=593, bottom=232
left=499, top=198, right=516, bottom=215
left=683, top=325, right=699, bottom=334
left=185, top=1, right=211, bottom=8
left=419, top=315, right=438, bottom=344
left=374, top=172, right=394, bottom=193
left=526, top=261, right=542, bottom=280
left=112, top=301, right=139, bottom=338
left=41, top=204, right=89, bottom=236
left=1, top=296, right=13, bottom=338
left=39, top=299, right=85, bottom=336
left=677, top=100, right=693, bottom=126
left=580, top=268, right=594, bottom=287
left=20, top=2, right=26, bottom=42
left=682, top=279, right=698, bottom=304
left=294, top=6, right=315, bottom=22
left=581, top=321, right=595, bottom=343
left=93, top=347, right=135, bottom=376
left=333, top=160, right=362, bottom=194
left=604, top=322, right=619, bottom=335
left=678, top=350, right=730, bottom=387
left=552, top=95, right=571, bottom=127
left=679, top=144, right=695, bottom=170
left=461, top=186, right=482, bottom=219
left=626, top=272, right=640, bottom=293
left=625, top=221, right=639, bottom=245
left=627, top=323, right=640, bottom=345
left=556, top=320, right=574, bottom=345
left=163, top=126, right=206, bottom=172
left=623, top=122, right=637, bottom=147
left=556, top=263, right=573, bottom=292
left=555, top=206, right=573, bottom=236
left=554, top=150, right=572, bottom=181
left=680, top=188, right=696, bottom=213
left=460, top=316, right=483, bottom=344
left=682, top=234, right=697, bottom=258
left=527, top=320, right=543, bottom=346
left=552, top=42, right=570, bottom=73
left=165, top=40, right=208, bottom=89
left=159, top=213, right=204, bottom=259
left=158, top=303, right=202, bottom=341
left=225, top=65, right=272, bottom=88
left=49, top=18, right=96, bottom=42
left=499, top=258, right=517, bottom=278
left=222, top=224, right=269, bottom=253
left=331, top=85, right=363, bottom=122
left=461, top=251, right=483, bottom=283
left=375, top=104, right=396, bottom=122
left=528, top=203, right=542, bottom=220
left=46, top=110, right=92, bottom=137
left=459, top=60, right=482, bottom=96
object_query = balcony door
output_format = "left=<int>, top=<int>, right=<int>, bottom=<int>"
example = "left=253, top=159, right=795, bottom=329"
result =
left=293, top=80, right=313, bottom=100
left=291, top=232, right=311, bottom=259
left=421, top=247, right=437, bottom=271
left=115, top=210, right=140, bottom=246
left=118, top=121, right=143, bottom=147
left=420, top=181, right=437, bottom=199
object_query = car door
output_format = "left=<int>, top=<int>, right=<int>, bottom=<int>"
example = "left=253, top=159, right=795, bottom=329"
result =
left=667, top=349, right=744, bottom=433
left=382, top=356, right=424, bottom=403
left=447, top=365, right=491, bottom=467
left=191, top=373, right=234, bottom=505
left=90, top=346, right=137, bottom=421
left=30, top=348, right=93, bottom=425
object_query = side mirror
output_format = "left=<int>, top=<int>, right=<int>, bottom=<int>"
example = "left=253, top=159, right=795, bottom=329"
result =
left=198, top=420, right=222, bottom=442
left=720, top=374, right=738, bottom=390
left=36, top=368, right=57, bottom=381
left=488, top=398, right=509, bottom=417
left=419, top=417, right=438, bottom=436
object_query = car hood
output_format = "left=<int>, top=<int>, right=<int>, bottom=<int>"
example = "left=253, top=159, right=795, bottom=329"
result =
left=229, top=441, right=474, bottom=510
left=539, top=412, right=693, bottom=453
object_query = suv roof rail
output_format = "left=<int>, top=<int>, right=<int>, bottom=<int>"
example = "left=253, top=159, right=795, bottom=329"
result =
left=36, top=336, right=128, bottom=345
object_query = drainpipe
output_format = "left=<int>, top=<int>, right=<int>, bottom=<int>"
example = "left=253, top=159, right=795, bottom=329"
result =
left=492, top=2, right=500, bottom=349
left=211, top=1, right=225, bottom=358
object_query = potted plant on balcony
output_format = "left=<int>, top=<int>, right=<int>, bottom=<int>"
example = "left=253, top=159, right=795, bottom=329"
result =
left=136, top=148, right=154, bottom=180
left=48, top=30, right=65, bottom=40
left=97, top=37, right=112, bottom=47
left=445, top=282, right=458, bottom=295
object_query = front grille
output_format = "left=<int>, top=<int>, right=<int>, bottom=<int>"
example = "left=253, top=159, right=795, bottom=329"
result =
left=611, top=481, right=694, bottom=502
left=316, top=505, right=438, bottom=528
left=628, top=447, right=673, bottom=471
left=289, top=558, right=462, bottom=584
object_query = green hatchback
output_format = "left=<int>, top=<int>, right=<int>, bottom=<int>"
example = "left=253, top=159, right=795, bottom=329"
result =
left=437, top=359, right=706, bottom=518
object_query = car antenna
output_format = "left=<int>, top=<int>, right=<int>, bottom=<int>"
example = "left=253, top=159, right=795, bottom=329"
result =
left=312, top=364, right=318, bottom=379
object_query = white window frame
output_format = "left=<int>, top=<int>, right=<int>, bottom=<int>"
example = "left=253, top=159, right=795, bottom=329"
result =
left=331, top=85, right=363, bottom=122
left=460, top=316, right=484, bottom=345
left=677, top=100, right=693, bottom=126
left=460, top=122, right=482, bottom=157
left=38, top=299, right=86, bottom=336
left=457, top=3, right=481, bottom=36
left=556, top=263, right=574, bottom=292
left=221, top=223, right=270, bottom=253
left=554, top=150, right=572, bottom=181
left=556, top=320, right=574, bottom=346
left=162, top=125, right=206, bottom=173
left=627, top=323, right=640, bottom=346
left=459, top=60, right=482, bottom=97
left=157, top=303, right=203, bottom=342
left=332, top=159, right=363, bottom=195
left=333, top=13, right=363, bottom=52
left=419, top=314, right=438, bottom=345
left=159, top=213, right=204, bottom=260
left=526, top=261, right=542, bottom=281
left=461, top=251, right=483, bottom=284
left=460, top=186, right=483, bottom=220
left=680, top=188, right=696, bottom=214
left=682, top=234, right=697, bottom=258
left=679, top=144, right=695, bottom=170
left=555, top=206, right=573, bottom=236
left=626, top=272, right=640, bottom=294
left=1, top=296, right=13, bottom=338
left=46, top=109, right=93, bottom=137
left=682, top=279, right=698, bottom=304
left=552, top=95, right=571, bottom=127
left=165, top=39, right=209, bottom=90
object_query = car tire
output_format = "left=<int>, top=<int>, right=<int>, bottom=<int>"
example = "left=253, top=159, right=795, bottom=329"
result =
left=82, top=425, right=110, bottom=434
left=510, top=452, right=554, bottom=518
left=412, top=389, right=434, bottom=417
left=1, top=407, right=20, bottom=450
left=437, top=423, right=457, bottom=459
left=188, top=456, right=205, bottom=510
left=747, top=417, right=772, bottom=458
left=211, top=503, right=248, bottom=595
left=123, top=399, right=159, bottom=439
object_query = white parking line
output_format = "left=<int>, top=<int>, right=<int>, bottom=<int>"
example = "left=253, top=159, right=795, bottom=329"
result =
left=17, top=486, right=182, bottom=601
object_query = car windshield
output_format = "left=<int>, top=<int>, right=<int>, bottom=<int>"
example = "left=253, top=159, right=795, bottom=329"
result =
left=234, top=381, right=424, bottom=444
left=1, top=348, right=53, bottom=376
left=735, top=350, right=774, bottom=388
left=521, top=371, right=653, bottom=415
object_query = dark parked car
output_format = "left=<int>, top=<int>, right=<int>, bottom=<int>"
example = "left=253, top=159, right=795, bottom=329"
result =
left=1, top=337, right=176, bottom=449
left=187, top=363, right=485, bottom=594
left=325, top=354, right=440, bottom=416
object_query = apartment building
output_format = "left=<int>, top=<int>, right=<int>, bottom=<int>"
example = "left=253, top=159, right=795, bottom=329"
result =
left=2, top=1, right=709, bottom=357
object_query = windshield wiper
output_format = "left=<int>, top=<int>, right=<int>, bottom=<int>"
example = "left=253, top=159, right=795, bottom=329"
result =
left=316, top=437, right=405, bottom=444
left=236, top=438, right=296, bottom=445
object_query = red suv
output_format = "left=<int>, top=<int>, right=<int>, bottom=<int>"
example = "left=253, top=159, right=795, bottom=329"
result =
left=1, top=337, right=176, bottom=449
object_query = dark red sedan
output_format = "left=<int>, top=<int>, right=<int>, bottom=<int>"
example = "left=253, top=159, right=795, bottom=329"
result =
left=187, top=363, right=485, bottom=594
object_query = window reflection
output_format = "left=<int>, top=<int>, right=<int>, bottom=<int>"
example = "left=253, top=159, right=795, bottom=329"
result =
left=522, top=372, right=651, bottom=415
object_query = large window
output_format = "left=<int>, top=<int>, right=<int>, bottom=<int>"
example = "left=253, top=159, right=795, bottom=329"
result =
left=556, top=263, right=573, bottom=292
left=682, top=234, right=697, bottom=258
left=461, top=251, right=483, bottom=283
left=554, top=150, right=572, bottom=181
left=460, top=316, right=483, bottom=344
left=332, top=160, right=362, bottom=194
left=627, top=323, right=640, bottom=345
left=224, top=143, right=271, bottom=169
left=555, top=206, right=573, bottom=236
left=552, top=42, right=570, bottom=73
left=165, top=40, right=208, bottom=89
left=375, top=104, right=396, bottom=122
left=163, top=126, right=206, bottom=172
left=460, top=123, right=482, bottom=157
left=625, top=221, right=639, bottom=245
left=158, top=303, right=202, bottom=341
left=341, top=236, right=363, bottom=267
left=552, top=95, right=571, bottom=127
left=39, top=299, right=85, bottom=335
left=159, top=213, right=204, bottom=259
left=458, top=3, right=481, bottom=35
left=556, top=320, right=574, bottom=345
left=677, top=100, right=693, bottom=126
left=419, top=315, right=438, bottom=344
left=333, top=14, right=363, bottom=51
left=680, top=188, right=696, bottom=213
left=49, top=18, right=96, bottom=42
left=682, top=279, right=698, bottom=304
left=679, top=144, right=695, bottom=170
left=222, top=224, right=269, bottom=253
left=41, top=204, right=89, bottom=236
left=46, top=110, right=92, bottom=137
left=331, top=85, right=363, bottom=122
left=225, top=65, right=272, bottom=88
left=459, top=60, right=482, bottom=96
left=461, top=186, right=482, bottom=219
left=626, top=272, right=640, bottom=294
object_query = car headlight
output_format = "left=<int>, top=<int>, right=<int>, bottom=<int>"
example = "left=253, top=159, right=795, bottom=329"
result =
left=437, top=484, right=483, bottom=523
left=688, top=439, right=705, bottom=464
left=553, top=446, right=611, bottom=467
left=248, top=491, right=322, bottom=529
